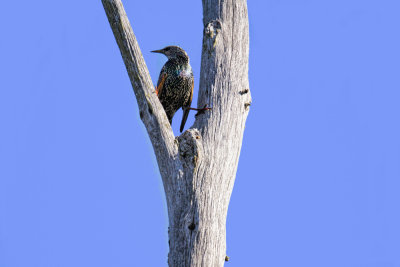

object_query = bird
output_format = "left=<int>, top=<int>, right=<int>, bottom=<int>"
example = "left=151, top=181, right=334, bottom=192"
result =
left=151, top=46, right=194, bottom=132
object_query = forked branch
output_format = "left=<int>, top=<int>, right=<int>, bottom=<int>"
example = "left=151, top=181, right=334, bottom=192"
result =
left=102, top=0, right=250, bottom=266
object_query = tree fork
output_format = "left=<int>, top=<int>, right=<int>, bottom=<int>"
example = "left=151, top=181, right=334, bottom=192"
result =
left=101, top=0, right=251, bottom=266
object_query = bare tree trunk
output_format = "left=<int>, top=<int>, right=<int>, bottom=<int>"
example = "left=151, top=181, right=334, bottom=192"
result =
left=102, top=0, right=251, bottom=266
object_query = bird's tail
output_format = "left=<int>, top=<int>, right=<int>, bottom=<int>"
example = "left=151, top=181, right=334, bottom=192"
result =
left=180, top=108, right=190, bottom=132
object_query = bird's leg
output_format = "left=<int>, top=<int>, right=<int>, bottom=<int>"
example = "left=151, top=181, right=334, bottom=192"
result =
left=192, top=104, right=212, bottom=116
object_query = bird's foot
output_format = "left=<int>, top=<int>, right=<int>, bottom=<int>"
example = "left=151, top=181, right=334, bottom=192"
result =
left=192, top=104, right=212, bottom=116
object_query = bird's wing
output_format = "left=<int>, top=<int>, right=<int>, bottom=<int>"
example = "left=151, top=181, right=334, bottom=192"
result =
left=188, top=78, right=194, bottom=105
left=156, top=72, right=167, bottom=97
left=180, top=78, right=194, bottom=132
left=184, top=75, right=194, bottom=107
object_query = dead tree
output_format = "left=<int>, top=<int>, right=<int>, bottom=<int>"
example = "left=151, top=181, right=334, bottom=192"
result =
left=101, top=0, right=251, bottom=266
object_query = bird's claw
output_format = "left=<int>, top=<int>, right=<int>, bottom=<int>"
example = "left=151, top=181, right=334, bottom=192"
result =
left=193, top=104, right=212, bottom=116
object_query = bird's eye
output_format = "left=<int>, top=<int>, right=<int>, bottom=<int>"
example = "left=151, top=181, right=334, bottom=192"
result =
left=165, top=47, right=170, bottom=51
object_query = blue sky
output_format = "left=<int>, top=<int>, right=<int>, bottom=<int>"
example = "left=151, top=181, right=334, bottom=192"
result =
left=1, top=1, right=400, bottom=266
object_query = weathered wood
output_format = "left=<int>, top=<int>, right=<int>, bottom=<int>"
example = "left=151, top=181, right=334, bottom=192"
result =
left=102, top=0, right=250, bottom=266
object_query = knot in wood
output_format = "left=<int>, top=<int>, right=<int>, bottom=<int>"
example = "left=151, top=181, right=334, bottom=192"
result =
left=203, top=20, right=222, bottom=54
left=244, top=101, right=252, bottom=110
left=205, top=20, right=221, bottom=39
left=177, top=129, right=202, bottom=167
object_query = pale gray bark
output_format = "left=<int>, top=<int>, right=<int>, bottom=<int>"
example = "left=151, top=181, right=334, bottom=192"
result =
left=102, top=0, right=251, bottom=266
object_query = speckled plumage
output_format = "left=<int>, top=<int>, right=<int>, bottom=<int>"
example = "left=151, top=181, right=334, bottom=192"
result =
left=152, top=46, right=194, bottom=132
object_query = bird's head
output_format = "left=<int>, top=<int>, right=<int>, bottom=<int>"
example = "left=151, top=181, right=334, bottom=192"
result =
left=151, top=46, right=189, bottom=61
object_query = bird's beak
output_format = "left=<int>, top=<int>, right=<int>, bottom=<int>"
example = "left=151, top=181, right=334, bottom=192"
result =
left=151, top=49, right=163, bottom=54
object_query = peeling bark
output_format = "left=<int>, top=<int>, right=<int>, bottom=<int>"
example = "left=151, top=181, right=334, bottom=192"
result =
left=102, top=0, right=250, bottom=266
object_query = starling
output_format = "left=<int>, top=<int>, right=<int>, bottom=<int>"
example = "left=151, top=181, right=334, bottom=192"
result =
left=152, top=46, right=194, bottom=132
